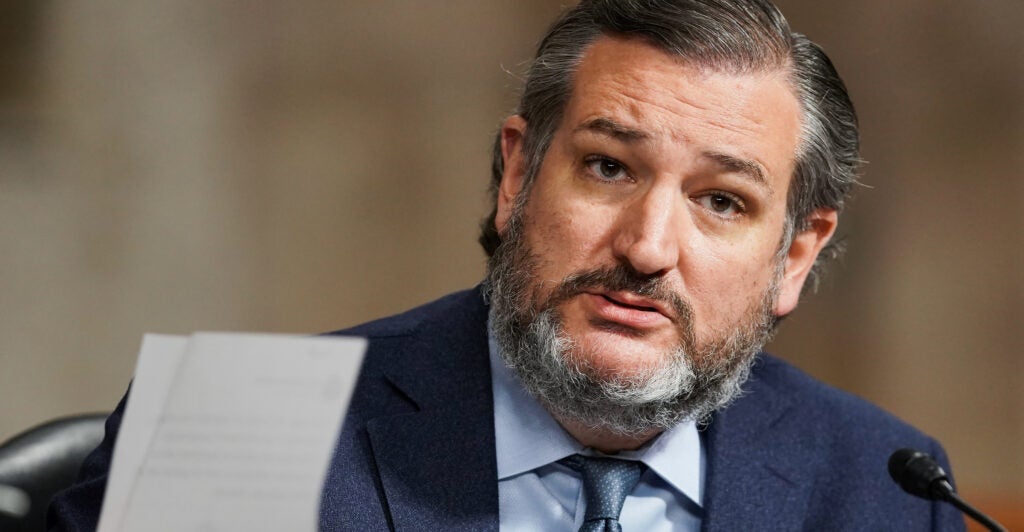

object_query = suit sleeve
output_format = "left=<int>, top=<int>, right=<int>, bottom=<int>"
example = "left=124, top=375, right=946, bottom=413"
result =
left=47, top=389, right=129, bottom=532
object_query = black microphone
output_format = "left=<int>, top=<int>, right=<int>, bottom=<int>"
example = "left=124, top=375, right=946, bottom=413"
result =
left=888, top=448, right=1007, bottom=532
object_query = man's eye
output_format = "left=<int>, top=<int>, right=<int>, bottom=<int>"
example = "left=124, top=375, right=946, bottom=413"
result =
left=585, top=157, right=629, bottom=181
left=696, top=192, right=745, bottom=217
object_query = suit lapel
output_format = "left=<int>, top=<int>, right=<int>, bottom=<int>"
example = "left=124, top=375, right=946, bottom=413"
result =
left=701, top=355, right=819, bottom=531
left=363, top=291, right=499, bottom=531
left=366, top=403, right=497, bottom=531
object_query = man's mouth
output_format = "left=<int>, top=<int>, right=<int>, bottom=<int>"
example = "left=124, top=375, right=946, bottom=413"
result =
left=599, top=291, right=675, bottom=319
left=583, top=290, right=676, bottom=328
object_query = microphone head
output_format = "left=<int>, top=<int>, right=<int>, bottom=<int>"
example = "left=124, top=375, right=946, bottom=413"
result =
left=888, top=448, right=952, bottom=501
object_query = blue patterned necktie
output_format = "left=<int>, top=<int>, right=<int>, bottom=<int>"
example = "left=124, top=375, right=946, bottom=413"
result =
left=561, top=454, right=645, bottom=532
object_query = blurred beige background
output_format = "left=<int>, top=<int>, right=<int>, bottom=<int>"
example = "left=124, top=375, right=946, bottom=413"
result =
left=2, top=0, right=1021, bottom=515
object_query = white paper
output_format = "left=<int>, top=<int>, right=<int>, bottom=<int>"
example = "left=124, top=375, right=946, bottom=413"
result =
left=97, top=332, right=366, bottom=532
left=96, top=334, right=188, bottom=532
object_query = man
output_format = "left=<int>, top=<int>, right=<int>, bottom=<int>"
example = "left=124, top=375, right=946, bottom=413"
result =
left=52, top=0, right=965, bottom=530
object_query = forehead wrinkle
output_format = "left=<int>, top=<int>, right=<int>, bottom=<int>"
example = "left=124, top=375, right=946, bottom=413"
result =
left=599, top=79, right=776, bottom=150
left=569, top=90, right=699, bottom=153
left=567, top=42, right=799, bottom=188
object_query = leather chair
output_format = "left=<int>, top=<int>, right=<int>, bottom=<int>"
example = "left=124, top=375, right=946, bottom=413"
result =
left=0, top=414, right=107, bottom=532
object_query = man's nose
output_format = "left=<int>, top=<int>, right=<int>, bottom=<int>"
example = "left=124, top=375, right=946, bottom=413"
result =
left=611, top=185, right=682, bottom=276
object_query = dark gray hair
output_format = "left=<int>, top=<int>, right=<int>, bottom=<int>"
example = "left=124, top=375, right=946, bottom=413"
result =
left=478, top=0, right=860, bottom=289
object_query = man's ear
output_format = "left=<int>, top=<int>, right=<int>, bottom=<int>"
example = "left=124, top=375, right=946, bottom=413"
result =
left=774, top=208, right=838, bottom=316
left=494, top=115, right=528, bottom=235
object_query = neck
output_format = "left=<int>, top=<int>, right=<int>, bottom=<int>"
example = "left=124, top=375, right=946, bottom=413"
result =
left=555, top=415, right=662, bottom=453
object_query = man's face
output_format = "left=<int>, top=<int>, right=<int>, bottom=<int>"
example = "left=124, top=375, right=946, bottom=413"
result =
left=490, top=36, right=835, bottom=434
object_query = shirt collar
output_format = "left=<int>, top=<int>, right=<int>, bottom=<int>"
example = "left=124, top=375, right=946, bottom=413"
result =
left=488, top=326, right=704, bottom=507
left=489, top=331, right=582, bottom=479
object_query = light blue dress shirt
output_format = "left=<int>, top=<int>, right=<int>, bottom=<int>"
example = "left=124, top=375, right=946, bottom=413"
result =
left=489, top=332, right=705, bottom=531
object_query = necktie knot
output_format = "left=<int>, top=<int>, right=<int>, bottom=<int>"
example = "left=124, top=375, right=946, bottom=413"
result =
left=560, top=454, right=644, bottom=532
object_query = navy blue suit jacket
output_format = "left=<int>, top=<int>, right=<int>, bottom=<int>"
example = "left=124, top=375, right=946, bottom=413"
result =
left=50, top=288, right=965, bottom=530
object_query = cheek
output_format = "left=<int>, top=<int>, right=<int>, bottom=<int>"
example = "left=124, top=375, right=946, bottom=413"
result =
left=681, top=239, right=778, bottom=329
left=524, top=197, right=616, bottom=274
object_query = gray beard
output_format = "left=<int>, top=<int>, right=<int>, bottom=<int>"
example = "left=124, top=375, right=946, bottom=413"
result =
left=485, top=210, right=781, bottom=436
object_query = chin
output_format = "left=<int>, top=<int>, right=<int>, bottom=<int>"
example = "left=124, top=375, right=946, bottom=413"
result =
left=566, top=330, right=680, bottom=381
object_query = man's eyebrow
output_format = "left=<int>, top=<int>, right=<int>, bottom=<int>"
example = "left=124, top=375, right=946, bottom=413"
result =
left=572, top=117, right=650, bottom=143
left=703, top=151, right=772, bottom=192
left=574, top=118, right=773, bottom=192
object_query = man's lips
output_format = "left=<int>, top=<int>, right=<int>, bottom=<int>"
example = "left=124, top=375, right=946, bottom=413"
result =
left=583, top=290, right=675, bottom=328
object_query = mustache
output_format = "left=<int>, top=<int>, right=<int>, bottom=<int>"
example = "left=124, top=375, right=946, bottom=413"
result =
left=542, top=264, right=693, bottom=324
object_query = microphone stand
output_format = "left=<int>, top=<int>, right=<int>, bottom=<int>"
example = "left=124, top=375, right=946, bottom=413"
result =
left=943, top=491, right=1006, bottom=532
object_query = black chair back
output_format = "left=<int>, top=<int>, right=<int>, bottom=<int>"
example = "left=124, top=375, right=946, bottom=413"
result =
left=0, top=414, right=107, bottom=532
